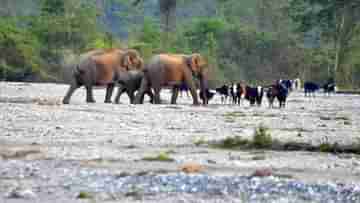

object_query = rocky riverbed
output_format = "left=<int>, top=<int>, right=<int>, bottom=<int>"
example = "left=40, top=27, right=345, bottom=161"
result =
left=0, top=82, right=360, bottom=202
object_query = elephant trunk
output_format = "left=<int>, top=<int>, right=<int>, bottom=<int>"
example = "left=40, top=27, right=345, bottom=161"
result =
left=199, top=73, right=209, bottom=105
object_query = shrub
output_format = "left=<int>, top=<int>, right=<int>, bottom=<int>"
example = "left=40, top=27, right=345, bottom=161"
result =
left=252, top=124, right=273, bottom=148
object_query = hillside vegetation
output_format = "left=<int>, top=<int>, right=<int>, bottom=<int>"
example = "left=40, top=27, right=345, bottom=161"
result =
left=0, top=0, right=360, bottom=88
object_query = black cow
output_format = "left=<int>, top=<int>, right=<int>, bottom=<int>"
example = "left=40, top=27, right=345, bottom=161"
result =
left=280, top=79, right=293, bottom=92
left=229, top=83, right=237, bottom=104
left=304, top=82, right=320, bottom=97
left=216, top=85, right=230, bottom=104
left=245, top=85, right=264, bottom=106
left=267, top=83, right=288, bottom=108
left=199, top=89, right=216, bottom=104
left=323, top=82, right=336, bottom=96
left=232, top=83, right=246, bottom=105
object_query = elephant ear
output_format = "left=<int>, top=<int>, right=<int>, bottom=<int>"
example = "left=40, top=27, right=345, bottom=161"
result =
left=121, top=49, right=143, bottom=70
left=190, top=53, right=206, bottom=73
left=121, top=54, right=131, bottom=70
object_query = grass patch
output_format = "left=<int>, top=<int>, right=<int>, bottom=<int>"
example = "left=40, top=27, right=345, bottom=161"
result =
left=320, top=115, right=351, bottom=121
left=194, top=138, right=207, bottom=146
left=252, top=113, right=277, bottom=117
left=165, top=149, right=176, bottom=154
left=77, top=191, right=93, bottom=199
left=344, top=121, right=352, bottom=125
left=253, top=125, right=272, bottom=148
left=223, top=111, right=246, bottom=118
left=334, top=116, right=350, bottom=121
left=319, top=116, right=331, bottom=121
left=319, top=142, right=336, bottom=153
left=282, top=127, right=312, bottom=132
left=252, top=155, right=266, bottom=160
left=210, top=124, right=274, bottom=150
left=142, top=152, right=174, bottom=162
left=220, top=136, right=249, bottom=149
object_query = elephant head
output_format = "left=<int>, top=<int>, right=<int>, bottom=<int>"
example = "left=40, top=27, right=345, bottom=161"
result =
left=188, top=53, right=207, bottom=77
left=120, top=49, right=143, bottom=71
left=186, top=53, right=209, bottom=104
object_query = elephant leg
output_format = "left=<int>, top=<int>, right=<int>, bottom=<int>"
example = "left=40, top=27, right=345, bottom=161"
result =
left=184, top=79, right=199, bottom=105
left=114, top=86, right=126, bottom=104
left=86, top=85, right=96, bottom=103
left=146, top=89, right=154, bottom=104
left=105, top=83, right=115, bottom=103
left=134, top=78, right=149, bottom=104
left=153, top=87, right=161, bottom=104
left=171, top=86, right=179, bottom=104
left=62, top=83, right=79, bottom=104
left=127, top=90, right=135, bottom=104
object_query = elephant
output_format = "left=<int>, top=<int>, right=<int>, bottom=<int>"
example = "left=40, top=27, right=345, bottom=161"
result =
left=62, top=48, right=143, bottom=104
left=114, top=70, right=154, bottom=104
left=134, top=53, right=209, bottom=105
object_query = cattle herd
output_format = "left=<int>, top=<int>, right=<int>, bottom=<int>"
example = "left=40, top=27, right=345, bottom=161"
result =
left=199, top=79, right=297, bottom=108
left=198, top=78, right=336, bottom=108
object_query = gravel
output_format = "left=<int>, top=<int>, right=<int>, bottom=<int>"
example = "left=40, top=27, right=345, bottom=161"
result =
left=1, top=160, right=359, bottom=203
left=1, top=82, right=360, bottom=202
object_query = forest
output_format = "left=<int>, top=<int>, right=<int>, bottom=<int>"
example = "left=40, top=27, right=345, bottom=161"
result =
left=0, top=0, right=360, bottom=89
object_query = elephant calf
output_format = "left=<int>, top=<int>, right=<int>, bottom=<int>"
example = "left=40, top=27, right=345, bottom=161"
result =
left=114, top=70, right=154, bottom=104
left=62, top=49, right=143, bottom=104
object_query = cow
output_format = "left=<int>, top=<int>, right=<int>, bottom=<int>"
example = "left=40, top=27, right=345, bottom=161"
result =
left=293, top=78, right=301, bottom=91
left=267, top=82, right=288, bottom=108
left=232, top=83, right=246, bottom=105
left=229, top=83, right=237, bottom=104
left=199, top=89, right=216, bottom=104
left=244, top=85, right=264, bottom=106
left=323, top=82, right=336, bottom=95
left=304, top=82, right=320, bottom=97
left=216, top=84, right=230, bottom=104
left=280, top=79, right=293, bottom=92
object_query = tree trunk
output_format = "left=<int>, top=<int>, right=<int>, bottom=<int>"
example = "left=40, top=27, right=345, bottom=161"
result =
left=159, top=0, right=176, bottom=50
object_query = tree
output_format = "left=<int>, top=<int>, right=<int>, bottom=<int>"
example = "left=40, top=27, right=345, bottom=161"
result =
left=289, top=0, right=360, bottom=87
left=132, top=0, right=178, bottom=49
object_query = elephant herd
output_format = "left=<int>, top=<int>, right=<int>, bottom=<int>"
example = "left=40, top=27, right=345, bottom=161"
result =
left=62, top=48, right=209, bottom=105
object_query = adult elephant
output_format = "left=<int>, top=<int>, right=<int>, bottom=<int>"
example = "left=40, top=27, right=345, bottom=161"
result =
left=134, top=53, right=209, bottom=105
left=114, top=70, right=154, bottom=104
left=62, top=49, right=143, bottom=104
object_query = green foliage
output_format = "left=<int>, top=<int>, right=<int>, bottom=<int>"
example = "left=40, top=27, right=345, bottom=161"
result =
left=0, top=17, right=42, bottom=81
left=0, top=0, right=102, bottom=81
left=2, top=0, right=360, bottom=88
left=289, top=0, right=360, bottom=87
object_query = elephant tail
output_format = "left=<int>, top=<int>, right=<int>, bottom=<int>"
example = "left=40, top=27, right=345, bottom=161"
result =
left=73, top=64, right=85, bottom=76
left=72, top=64, right=85, bottom=86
